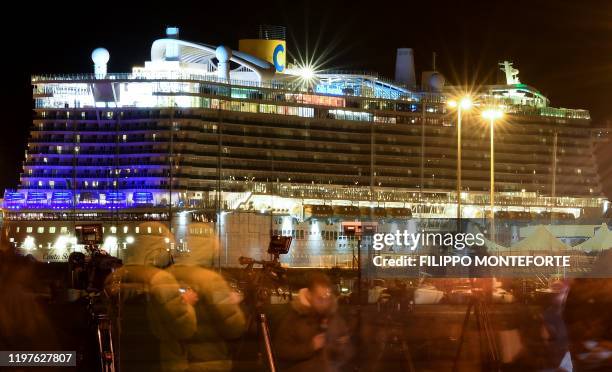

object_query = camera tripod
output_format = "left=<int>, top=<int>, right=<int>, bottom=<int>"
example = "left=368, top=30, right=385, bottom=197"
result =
left=68, top=244, right=122, bottom=372
left=371, top=298, right=416, bottom=372
left=452, top=291, right=500, bottom=372
left=236, top=255, right=288, bottom=372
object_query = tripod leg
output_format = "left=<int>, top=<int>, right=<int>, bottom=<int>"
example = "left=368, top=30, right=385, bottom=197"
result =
left=479, top=302, right=500, bottom=371
left=453, top=300, right=474, bottom=372
left=475, top=303, right=487, bottom=371
left=401, top=338, right=416, bottom=372
left=259, top=313, right=277, bottom=372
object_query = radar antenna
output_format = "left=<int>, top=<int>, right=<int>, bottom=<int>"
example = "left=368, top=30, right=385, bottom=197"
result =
left=499, top=61, right=520, bottom=84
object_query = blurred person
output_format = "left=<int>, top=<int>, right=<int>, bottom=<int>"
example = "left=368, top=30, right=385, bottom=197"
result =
left=107, top=222, right=197, bottom=372
left=110, top=264, right=198, bottom=372
left=167, top=222, right=246, bottom=371
left=274, top=272, right=352, bottom=372
left=0, top=249, right=59, bottom=350
left=564, top=249, right=612, bottom=370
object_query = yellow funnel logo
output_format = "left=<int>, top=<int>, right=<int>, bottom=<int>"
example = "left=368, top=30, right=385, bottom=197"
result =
left=238, top=39, right=286, bottom=73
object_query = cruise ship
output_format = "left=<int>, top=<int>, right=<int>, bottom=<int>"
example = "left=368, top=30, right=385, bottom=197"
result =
left=1, top=26, right=607, bottom=267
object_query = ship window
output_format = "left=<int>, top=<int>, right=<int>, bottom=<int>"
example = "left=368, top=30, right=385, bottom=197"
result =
left=110, top=226, right=117, bottom=234
left=16, top=227, right=20, bottom=233
left=135, top=227, right=140, bottom=234
left=27, top=227, right=33, bottom=233
left=49, top=227, right=56, bottom=234
left=147, top=227, right=152, bottom=234
left=60, top=227, right=68, bottom=233
left=37, top=227, right=44, bottom=234
left=123, top=226, right=128, bottom=233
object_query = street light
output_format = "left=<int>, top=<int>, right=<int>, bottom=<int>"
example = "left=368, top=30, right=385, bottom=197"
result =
left=482, top=107, right=504, bottom=239
left=447, top=96, right=472, bottom=221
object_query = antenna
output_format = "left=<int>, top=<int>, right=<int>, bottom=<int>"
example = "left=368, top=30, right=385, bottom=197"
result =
left=499, top=61, right=520, bottom=84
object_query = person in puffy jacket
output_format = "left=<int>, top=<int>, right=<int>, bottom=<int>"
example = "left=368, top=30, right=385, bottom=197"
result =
left=273, top=273, right=352, bottom=372
left=167, top=265, right=245, bottom=371
left=107, top=222, right=197, bottom=372
left=106, top=265, right=197, bottom=371
left=167, top=223, right=246, bottom=371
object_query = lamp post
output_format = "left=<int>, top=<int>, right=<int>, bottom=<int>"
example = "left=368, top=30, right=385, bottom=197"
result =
left=482, top=108, right=504, bottom=239
left=448, top=97, right=472, bottom=221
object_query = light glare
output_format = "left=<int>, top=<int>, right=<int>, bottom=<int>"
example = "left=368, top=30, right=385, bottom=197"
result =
left=482, top=108, right=504, bottom=120
left=460, top=97, right=473, bottom=110
left=297, top=65, right=315, bottom=80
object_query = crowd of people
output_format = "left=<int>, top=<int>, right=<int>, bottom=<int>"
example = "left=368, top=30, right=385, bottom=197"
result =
left=1, top=222, right=612, bottom=371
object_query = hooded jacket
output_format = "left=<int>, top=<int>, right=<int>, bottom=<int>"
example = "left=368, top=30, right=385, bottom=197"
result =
left=273, top=288, right=352, bottom=372
left=107, top=264, right=197, bottom=372
left=167, top=265, right=246, bottom=372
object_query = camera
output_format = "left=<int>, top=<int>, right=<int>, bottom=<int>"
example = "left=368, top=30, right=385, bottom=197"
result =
left=268, top=235, right=292, bottom=255
left=69, top=224, right=122, bottom=292
left=75, top=224, right=103, bottom=245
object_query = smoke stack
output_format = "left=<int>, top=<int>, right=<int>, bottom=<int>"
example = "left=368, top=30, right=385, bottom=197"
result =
left=395, top=48, right=416, bottom=88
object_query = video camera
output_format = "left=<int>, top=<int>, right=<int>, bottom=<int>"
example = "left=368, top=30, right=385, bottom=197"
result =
left=238, top=235, right=292, bottom=308
left=69, top=224, right=122, bottom=292
left=268, top=235, right=292, bottom=256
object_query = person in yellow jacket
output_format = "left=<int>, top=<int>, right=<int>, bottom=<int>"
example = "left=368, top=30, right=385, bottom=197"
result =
left=107, top=222, right=197, bottom=372
left=111, top=264, right=198, bottom=371
left=167, top=222, right=246, bottom=372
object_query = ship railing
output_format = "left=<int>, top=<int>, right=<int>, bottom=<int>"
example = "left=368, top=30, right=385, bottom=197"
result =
left=32, top=73, right=593, bottom=120
left=32, top=73, right=306, bottom=93
left=31, top=72, right=423, bottom=103
left=249, top=183, right=603, bottom=208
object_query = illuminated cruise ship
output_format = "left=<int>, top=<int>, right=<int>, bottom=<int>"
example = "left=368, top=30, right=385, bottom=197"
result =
left=1, top=26, right=607, bottom=266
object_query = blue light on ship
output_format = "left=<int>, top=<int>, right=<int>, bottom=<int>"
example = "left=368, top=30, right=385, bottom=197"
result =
left=4, top=192, right=26, bottom=210
left=51, top=191, right=73, bottom=209
left=78, top=191, right=100, bottom=209
left=104, top=192, right=127, bottom=208
left=132, top=191, right=154, bottom=206
left=26, top=192, right=48, bottom=208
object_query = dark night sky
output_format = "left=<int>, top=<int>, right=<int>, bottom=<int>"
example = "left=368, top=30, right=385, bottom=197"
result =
left=3, top=0, right=611, bottom=191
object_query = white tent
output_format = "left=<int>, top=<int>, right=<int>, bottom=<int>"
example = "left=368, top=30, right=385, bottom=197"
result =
left=573, top=223, right=612, bottom=252
left=510, top=225, right=569, bottom=252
